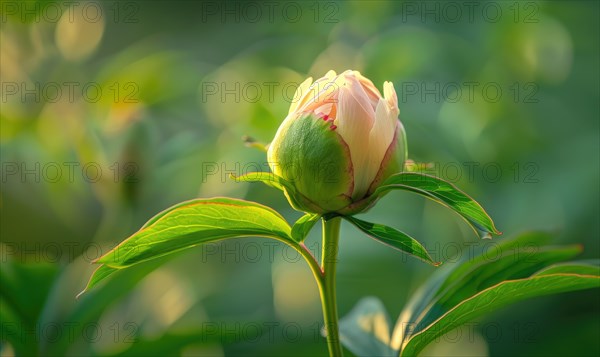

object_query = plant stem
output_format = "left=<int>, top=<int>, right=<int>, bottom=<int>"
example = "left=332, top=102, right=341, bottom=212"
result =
left=319, top=216, right=343, bottom=357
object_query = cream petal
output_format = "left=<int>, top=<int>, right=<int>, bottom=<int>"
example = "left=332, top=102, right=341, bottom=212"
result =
left=297, top=71, right=341, bottom=114
left=354, top=71, right=383, bottom=109
left=318, top=72, right=345, bottom=101
left=383, top=81, right=399, bottom=116
left=341, top=72, right=376, bottom=122
left=288, top=76, right=313, bottom=114
left=311, top=102, right=334, bottom=118
left=364, top=98, right=398, bottom=186
left=324, top=69, right=337, bottom=80
left=335, top=85, right=375, bottom=199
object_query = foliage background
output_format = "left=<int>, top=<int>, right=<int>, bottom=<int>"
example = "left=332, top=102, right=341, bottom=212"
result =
left=1, top=0, right=598, bottom=356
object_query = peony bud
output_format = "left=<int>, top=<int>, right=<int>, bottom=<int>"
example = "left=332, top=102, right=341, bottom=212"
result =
left=267, top=70, right=406, bottom=214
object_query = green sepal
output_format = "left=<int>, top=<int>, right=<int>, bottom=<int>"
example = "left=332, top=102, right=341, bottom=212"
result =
left=268, top=113, right=353, bottom=213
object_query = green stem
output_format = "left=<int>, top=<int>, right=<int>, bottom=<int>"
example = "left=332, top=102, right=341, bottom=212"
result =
left=319, top=216, right=343, bottom=357
left=288, top=216, right=343, bottom=356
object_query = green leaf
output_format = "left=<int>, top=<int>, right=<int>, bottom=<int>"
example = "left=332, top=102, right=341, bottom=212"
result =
left=399, top=273, right=600, bottom=357
left=400, top=231, right=552, bottom=321
left=533, top=260, right=600, bottom=276
left=0, top=255, right=59, bottom=356
left=339, top=297, right=395, bottom=357
left=345, top=217, right=440, bottom=266
left=391, top=232, right=572, bottom=351
left=0, top=257, right=59, bottom=326
left=375, top=172, right=500, bottom=237
left=413, top=245, right=582, bottom=331
left=95, top=198, right=292, bottom=269
left=76, top=264, right=118, bottom=298
left=231, top=171, right=286, bottom=191
left=0, top=297, right=38, bottom=356
left=398, top=232, right=553, bottom=327
left=231, top=172, right=311, bottom=211
left=291, top=213, right=321, bottom=242
left=389, top=232, right=600, bottom=356
left=433, top=231, right=553, bottom=297
left=49, top=257, right=173, bottom=355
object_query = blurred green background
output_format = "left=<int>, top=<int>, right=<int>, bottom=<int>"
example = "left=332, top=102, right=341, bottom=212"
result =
left=1, top=0, right=599, bottom=356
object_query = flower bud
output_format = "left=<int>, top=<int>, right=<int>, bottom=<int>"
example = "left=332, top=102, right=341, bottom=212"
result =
left=267, top=70, right=406, bottom=214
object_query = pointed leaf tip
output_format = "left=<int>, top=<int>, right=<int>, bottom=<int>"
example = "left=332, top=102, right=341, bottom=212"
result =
left=375, top=172, right=501, bottom=238
left=346, top=216, right=439, bottom=266
left=79, top=198, right=294, bottom=295
left=76, top=264, right=119, bottom=299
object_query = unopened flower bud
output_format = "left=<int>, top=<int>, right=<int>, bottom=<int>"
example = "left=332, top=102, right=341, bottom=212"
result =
left=268, top=70, right=406, bottom=214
